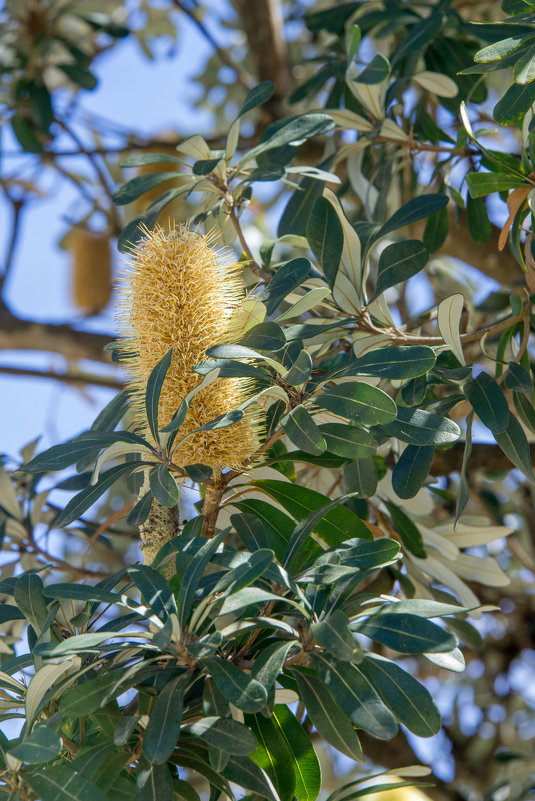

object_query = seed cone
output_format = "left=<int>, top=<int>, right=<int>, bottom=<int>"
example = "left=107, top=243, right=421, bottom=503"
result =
left=69, top=228, right=113, bottom=316
left=116, top=225, right=260, bottom=471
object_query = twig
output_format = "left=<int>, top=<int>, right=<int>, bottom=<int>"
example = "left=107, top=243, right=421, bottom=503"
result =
left=229, top=206, right=271, bottom=282
left=0, top=365, right=123, bottom=389
left=172, top=0, right=251, bottom=91
left=0, top=197, right=24, bottom=298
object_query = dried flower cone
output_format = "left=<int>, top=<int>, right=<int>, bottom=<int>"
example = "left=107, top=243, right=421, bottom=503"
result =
left=69, top=228, right=113, bottom=316
left=116, top=225, right=260, bottom=472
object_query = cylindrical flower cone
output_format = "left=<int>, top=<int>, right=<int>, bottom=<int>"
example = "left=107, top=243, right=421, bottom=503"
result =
left=69, top=228, right=113, bottom=316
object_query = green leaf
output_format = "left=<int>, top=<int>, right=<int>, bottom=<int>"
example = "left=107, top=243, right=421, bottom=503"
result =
left=494, top=413, right=535, bottom=478
left=188, top=717, right=257, bottom=755
left=8, top=726, right=61, bottom=764
left=311, top=609, right=361, bottom=661
left=391, top=12, right=443, bottom=64
left=345, top=345, right=436, bottom=379
left=184, top=464, right=213, bottom=483
left=291, top=670, right=363, bottom=762
left=466, top=194, right=492, bottom=243
left=494, top=79, right=535, bottom=124
left=248, top=707, right=320, bottom=801
left=24, top=764, right=109, bottom=801
left=23, top=430, right=148, bottom=473
left=112, top=172, right=178, bottom=205
left=372, top=240, right=429, bottom=299
left=513, top=390, right=535, bottom=433
left=149, top=465, right=179, bottom=507
left=177, top=528, right=228, bottom=627
left=240, top=322, right=286, bottom=351
left=117, top=187, right=187, bottom=252
left=318, top=424, right=377, bottom=459
left=127, top=491, right=154, bottom=526
left=312, top=655, right=398, bottom=740
left=258, top=258, right=311, bottom=315
left=246, top=713, right=296, bottom=801
left=56, top=461, right=148, bottom=527
left=423, top=204, right=449, bottom=251
left=514, top=47, right=535, bottom=82
left=464, top=372, right=510, bottom=434
left=222, top=754, right=281, bottom=801
left=339, top=538, right=400, bottom=568
left=193, top=409, right=244, bottom=432
left=314, top=382, right=397, bottom=425
left=251, top=641, right=296, bottom=690
left=392, top=445, right=434, bottom=499
left=204, top=658, right=268, bottom=713
left=379, top=406, right=461, bottom=445
left=253, top=480, right=372, bottom=548
left=306, top=197, right=343, bottom=288
left=58, top=63, right=97, bottom=90
left=377, top=194, right=448, bottom=238
left=358, top=655, right=441, bottom=737
left=0, top=603, right=27, bottom=623
left=284, top=350, right=313, bottom=386
left=146, top=349, right=173, bottom=443
left=195, top=358, right=269, bottom=381
left=283, top=492, right=359, bottom=568
left=343, top=458, right=378, bottom=498
left=212, top=549, right=274, bottom=596
left=356, top=53, right=390, bottom=83
left=137, top=760, right=173, bottom=801
left=455, top=411, right=474, bottom=524
left=466, top=171, right=528, bottom=197
left=278, top=177, right=323, bottom=238
left=119, top=153, right=183, bottom=168
left=14, top=573, right=49, bottom=632
left=384, top=501, right=426, bottom=558
left=305, top=3, right=360, bottom=33
left=143, top=673, right=190, bottom=763
left=127, top=564, right=178, bottom=621
left=239, top=81, right=276, bottom=117
left=244, top=114, right=334, bottom=162
left=505, top=362, right=533, bottom=392
left=11, top=114, right=42, bottom=152
left=59, top=669, right=133, bottom=717
left=356, top=613, right=457, bottom=653
left=281, top=405, right=327, bottom=455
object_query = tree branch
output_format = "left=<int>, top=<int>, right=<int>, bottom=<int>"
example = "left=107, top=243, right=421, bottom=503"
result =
left=0, top=306, right=113, bottom=363
left=0, top=365, right=122, bottom=389
left=431, top=442, right=535, bottom=475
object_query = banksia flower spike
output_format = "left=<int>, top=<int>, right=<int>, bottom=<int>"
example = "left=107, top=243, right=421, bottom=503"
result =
left=69, top=228, right=113, bottom=316
left=116, top=224, right=260, bottom=473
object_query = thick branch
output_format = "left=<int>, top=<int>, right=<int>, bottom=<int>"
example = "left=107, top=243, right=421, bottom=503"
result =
left=0, top=365, right=122, bottom=389
left=0, top=307, right=113, bottom=363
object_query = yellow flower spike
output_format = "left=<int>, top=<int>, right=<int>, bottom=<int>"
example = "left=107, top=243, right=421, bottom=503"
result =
left=115, top=224, right=261, bottom=473
left=69, top=228, right=113, bottom=316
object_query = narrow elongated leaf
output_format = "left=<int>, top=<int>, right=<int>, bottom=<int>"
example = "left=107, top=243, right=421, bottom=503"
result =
left=318, top=424, right=377, bottom=459
left=56, top=462, right=149, bottom=527
left=306, top=196, right=343, bottom=288
left=292, top=670, right=364, bottom=761
left=112, top=172, right=179, bottom=205
left=143, top=673, right=190, bottom=763
left=377, top=194, right=448, bottom=237
left=244, top=113, right=334, bottom=162
left=345, top=346, right=436, bottom=379
left=14, top=573, right=49, bottom=632
left=212, top=549, right=274, bottom=596
left=494, top=79, right=535, bottom=124
left=384, top=501, right=426, bottom=558
left=339, top=538, right=400, bottom=568
left=283, top=492, right=360, bottom=568
left=373, top=240, right=428, bottom=299
left=464, top=371, right=510, bottom=434
left=311, top=609, right=361, bottom=661
left=240, top=322, right=286, bottom=351
left=281, top=406, right=326, bottom=455
left=494, top=413, right=535, bottom=479
left=127, top=564, right=178, bottom=621
left=437, top=293, right=465, bottom=365
left=270, top=705, right=321, bottom=801
left=120, top=153, right=183, bottom=168
left=356, top=613, right=457, bottom=653
left=379, top=406, right=461, bottom=445
left=312, top=655, right=398, bottom=739
left=8, top=726, right=61, bottom=764
left=315, top=382, right=397, bottom=425
left=284, top=350, right=313, bottom=386
left=137, top=761, right=173, bottom=801
left=177, top=528, right=228, bottom=627
left=246, top=713, right=296, bottom=801
left=253, top=480, right=372, bottom=546
left=59, top=669, right=133, bottom=717
left=23, top=430, right=149, bottom=473
left=188, top=717, right=257, bottom=755
left=392, top=445, right=435, bottom=499
left=466, top=171, right=528, bottom=197
left=204, top=657, right=267, bottom=713
left=258, top=258, right=311, bottom=315
left=252, top=641, right=297, bottom=689
left=359, top=655, right=441, bottom=736
left=146, top=349, right=173, bottom=443
left=24, top=764, right=109, bottom=801
left=149, top=465, right=179, bottom=507
left=0, top=604, right=29, bottom=624
left=343, top=458, right=378, bottom=497
left=222, top=754, right=281, bottom=801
